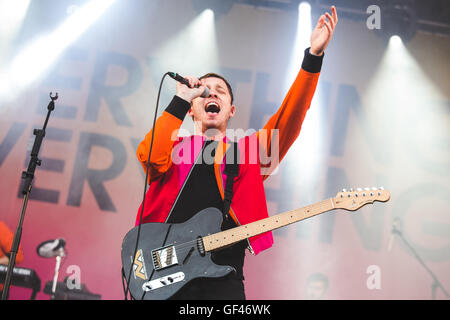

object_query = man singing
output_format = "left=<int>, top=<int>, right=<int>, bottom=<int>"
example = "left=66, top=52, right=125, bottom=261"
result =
left=135, top=6, right=338, bottom=299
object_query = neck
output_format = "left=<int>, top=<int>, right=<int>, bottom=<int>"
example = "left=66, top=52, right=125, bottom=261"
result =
left=194, top=123, right=226, bottom=141
left=202, top=198, right=336, bottom=252
left=203, top=131, right=225, bottom=141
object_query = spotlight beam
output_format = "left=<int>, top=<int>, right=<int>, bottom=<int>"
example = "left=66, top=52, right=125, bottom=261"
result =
left=0, top=0, right=115, bottom=102
left=285, top=2, right=312, bottom=90
left=283, top=1, right=323, bottom=184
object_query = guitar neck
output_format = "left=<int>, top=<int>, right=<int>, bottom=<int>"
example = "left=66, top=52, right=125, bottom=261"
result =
left=202, top=198, right=336, bottom=252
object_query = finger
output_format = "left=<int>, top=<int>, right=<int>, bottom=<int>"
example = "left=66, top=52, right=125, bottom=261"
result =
left=192, top=77, right=201, bottom=88
left=327, top=12, right=336, bottom=30
left=185, top=76, right=199, bottom=88
left=331, top=5, right=338, bottom=24
left=315, top=15, right=325, bottom=30
left=325, top=12, right=335, bottom=30
left=324, top=20, right=333, bottom=35
left=181, top=76, right=192, bottom=88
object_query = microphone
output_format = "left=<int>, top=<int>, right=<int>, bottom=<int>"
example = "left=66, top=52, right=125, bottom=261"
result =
left=37, top=238, right=66, bottom=258
left=168, top=72, right=210, bottom=98
left=387, top=218, right=400, bottom=252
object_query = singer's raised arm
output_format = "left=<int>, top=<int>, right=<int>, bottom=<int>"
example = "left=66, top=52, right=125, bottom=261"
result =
left=255, top=48, right=323, bottom=180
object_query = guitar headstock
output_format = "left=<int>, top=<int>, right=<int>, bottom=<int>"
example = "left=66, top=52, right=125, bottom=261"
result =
left=334, top=187, right=390, bottom=211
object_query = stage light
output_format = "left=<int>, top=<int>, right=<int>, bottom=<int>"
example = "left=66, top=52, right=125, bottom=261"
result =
left=202, top=8, right=214, bottom=21
left=0, top=0, right=30, bottom=37
left=0, top=0, right=30, bottom=64
left=0, top=0, right=115, bottom=101
left=378, top=1, right=417, bottom=43
left=389, top=35, right=403, bottom=48
left=152, top=8, right=219, bottom=134
left=192, top=0, right=234, bottom=19
left=299, top=1, right=311, bottom=14
left=364, top=25, right=448, bottom=186
left=154, top=8, right=218, bottom=74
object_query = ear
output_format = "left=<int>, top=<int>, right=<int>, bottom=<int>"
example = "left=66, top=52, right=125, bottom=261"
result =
left=229, top=105, right=236, bottom=118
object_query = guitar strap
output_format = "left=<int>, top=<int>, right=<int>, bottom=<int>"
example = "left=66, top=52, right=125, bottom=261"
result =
left=222, top=141, right=239, bottom=221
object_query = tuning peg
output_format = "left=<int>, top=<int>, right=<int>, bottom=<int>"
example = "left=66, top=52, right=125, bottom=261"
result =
left=364, top=187, right=370, bottom=191
left=379, top=186, right=384, bottom=190
left=371, top=187, right=377, bottom=191
left=342, top=188, right=347, bottom=192
left=357, top=188, right=362, bottom=191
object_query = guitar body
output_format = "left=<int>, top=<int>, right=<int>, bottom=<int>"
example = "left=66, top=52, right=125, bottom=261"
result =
left=121, top=207, right=234, bottom=300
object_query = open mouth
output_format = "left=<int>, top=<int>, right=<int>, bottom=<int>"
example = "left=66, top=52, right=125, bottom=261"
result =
left=205, top=101, right=220, bottom=114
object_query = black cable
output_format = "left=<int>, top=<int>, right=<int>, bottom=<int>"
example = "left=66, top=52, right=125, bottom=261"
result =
left=123, top=72, right=170, bottom=300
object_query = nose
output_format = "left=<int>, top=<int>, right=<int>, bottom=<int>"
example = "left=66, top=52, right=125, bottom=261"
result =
left=202, top=83, right=215, bottom=98
left=206, top=87, right=218, bottom=98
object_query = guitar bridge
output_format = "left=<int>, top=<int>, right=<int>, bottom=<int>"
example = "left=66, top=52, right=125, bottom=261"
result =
left=151, top=245, right=178, bottom=270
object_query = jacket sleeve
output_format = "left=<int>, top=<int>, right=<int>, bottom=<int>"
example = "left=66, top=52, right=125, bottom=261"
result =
left=136, top=95, right=190, bottom=183
left=257, top=47, right=323, bottom=180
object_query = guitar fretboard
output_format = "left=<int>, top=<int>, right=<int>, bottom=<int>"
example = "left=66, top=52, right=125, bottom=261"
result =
left=202, top=198, right=335, bottom=252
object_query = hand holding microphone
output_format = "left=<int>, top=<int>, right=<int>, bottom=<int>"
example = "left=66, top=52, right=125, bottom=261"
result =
left=169, top=72, right=209, bottom=103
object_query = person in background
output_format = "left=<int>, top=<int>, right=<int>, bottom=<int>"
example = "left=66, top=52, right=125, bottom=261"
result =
left=305, top=272, right=329, bottom=300
left=0, top=221, right=25, bottom=294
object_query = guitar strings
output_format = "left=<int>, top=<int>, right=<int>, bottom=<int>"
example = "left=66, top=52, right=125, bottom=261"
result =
left=152, top=201, right=333, bottom=258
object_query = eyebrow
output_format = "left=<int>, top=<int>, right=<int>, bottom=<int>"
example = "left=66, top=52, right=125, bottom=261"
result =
left=211, top=82, right=226, bottom=91
left=203, top=79, right=228, bottom=94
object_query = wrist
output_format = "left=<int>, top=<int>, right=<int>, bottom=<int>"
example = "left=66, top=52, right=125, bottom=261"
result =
left=301, top=47, right=324, bottom=73
left=166, top=95, right=192, bottom=120
left=309, top=47, right=324, bottom=56
left=176, top=93, right=193, bottom=104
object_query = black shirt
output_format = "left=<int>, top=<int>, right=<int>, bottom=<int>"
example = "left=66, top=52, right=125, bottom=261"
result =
left=167, top=140, right=247, bottom=300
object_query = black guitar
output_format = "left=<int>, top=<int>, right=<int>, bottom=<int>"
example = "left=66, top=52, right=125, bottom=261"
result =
left=121, top=187, right=390, bottom=300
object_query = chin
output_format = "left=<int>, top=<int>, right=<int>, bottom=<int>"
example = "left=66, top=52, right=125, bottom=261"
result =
left=203, top=121, right=224, bottom=133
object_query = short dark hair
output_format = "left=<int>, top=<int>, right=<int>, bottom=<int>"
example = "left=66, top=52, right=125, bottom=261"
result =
left=199, top=73, right=234, bottom=105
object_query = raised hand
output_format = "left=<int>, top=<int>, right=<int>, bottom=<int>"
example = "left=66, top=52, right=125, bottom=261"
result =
left=176, top=75, right=207, bottom=103
left=310, top=6, right=338, bottom=56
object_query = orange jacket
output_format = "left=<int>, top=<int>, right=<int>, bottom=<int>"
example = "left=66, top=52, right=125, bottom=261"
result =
left=136, top=48, right=322, bottom=254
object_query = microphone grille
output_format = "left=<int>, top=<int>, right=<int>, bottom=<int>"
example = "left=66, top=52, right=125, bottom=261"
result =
left=201, top=86, right=210, bottom=98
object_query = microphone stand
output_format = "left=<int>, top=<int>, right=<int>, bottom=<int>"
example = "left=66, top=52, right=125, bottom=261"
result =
left=51, top=250, right=65, bottom=300
left=392, top=226, right=449, bottom=300
left=1, top=93, right=57, bottom=300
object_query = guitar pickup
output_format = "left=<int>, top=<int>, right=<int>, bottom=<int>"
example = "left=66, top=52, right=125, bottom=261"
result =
left=151, top=245, right=178, bottom=270
left=142, top=272, right=185, bottom=292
